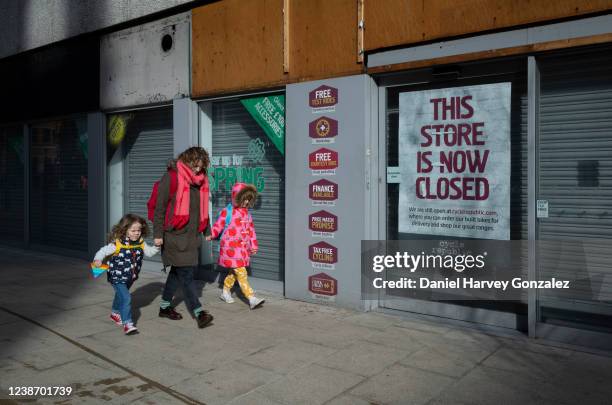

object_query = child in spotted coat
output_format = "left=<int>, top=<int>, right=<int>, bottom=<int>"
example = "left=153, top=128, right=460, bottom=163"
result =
left=206, top=183, right=264, bottom=309
left=93, top=214, right=159, bottom=335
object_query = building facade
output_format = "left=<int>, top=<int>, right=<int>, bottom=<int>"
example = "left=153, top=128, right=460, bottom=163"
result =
left=1, top=0, right=611, bottom=350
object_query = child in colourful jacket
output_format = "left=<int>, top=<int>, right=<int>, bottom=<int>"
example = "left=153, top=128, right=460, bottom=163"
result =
left=206, top=183, right=264, bottom=309
left=93, top=214, right=159, bottom=335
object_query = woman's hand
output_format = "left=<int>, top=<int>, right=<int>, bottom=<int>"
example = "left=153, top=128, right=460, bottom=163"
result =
left=154, top=238, right=163, bottom=247
left=205, top=235, right=212, bottom=241
left=93, top=260, right=102, bottom=267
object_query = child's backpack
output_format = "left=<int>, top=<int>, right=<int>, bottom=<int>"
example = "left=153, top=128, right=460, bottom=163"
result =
left=147, top=168, right=178, bottom=226
left=217, top=203, right=252, bottom=242
left=220, top=203, right=233, bottom=239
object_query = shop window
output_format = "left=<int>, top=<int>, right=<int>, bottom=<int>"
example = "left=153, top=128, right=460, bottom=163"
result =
left=0, top=126, right=25, bottom=243
left=29, top=118, right=88, bottom=251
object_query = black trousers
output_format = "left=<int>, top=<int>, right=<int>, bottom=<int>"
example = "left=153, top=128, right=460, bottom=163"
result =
left=161, top=266, right=202, bottom=312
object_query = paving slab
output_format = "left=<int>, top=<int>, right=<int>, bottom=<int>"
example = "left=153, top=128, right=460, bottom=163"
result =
left=434, top=365, right=608, bottom=405
left=400, top=340, right=496, bottom=378
left=255, top=363, right=364, bottom=405
left=170, top=361, right=280, bottom=405
left=324, top=394, right=373, bottom=405
left=361, top=325, right=425, bottom=353
left=315, top=340, right=410, bottom=377
left=227, top=390, right=286, bottom=405
left=349, top=363, right=456, bottom=405
left=241, top=340, right=338, bottom=374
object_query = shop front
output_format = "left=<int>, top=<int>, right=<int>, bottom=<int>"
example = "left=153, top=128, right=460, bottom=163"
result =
left=370, top=24, right=612, bottom=348
left=0, top=116, right=90, bottom=257
left=199, top=94, right=286, bottom=283
left=378, top=57, right=529, bottom=329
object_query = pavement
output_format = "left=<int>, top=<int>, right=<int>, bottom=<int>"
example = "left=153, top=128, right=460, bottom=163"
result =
left=1, top=246, right=611, bottom=405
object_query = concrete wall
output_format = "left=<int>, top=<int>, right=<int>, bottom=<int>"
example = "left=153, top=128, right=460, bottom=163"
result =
left=0, top=0, right=196, bottom=59
left=100, top=12, right=190, bottom=110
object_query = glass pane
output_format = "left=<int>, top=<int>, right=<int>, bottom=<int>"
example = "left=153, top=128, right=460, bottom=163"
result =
left=384, top=71, right=528, bottom=324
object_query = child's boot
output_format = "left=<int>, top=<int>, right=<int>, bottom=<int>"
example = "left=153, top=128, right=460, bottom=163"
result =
left=249, top=296, right=265, bottom=310
left=220, top=289, right=235, bottom=303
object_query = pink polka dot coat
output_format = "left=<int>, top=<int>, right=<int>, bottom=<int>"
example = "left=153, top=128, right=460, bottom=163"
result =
left=209, top=183, right=258, bottom=269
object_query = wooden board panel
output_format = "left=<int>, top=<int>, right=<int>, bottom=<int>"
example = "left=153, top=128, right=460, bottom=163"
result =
left=192, top=0, right=364, bottom=97
left=365, top=0, right=612, bottom=51
left=288, top=0, right=363, bottom=81
left=192, top=0, right=285, bottom=97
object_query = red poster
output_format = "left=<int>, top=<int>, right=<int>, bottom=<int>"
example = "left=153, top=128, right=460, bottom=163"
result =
left=309, top=148, right=339, bottom=171
left=308, top=210, right=338, bottom=233
left=309, top=179, right=338, bottom=201
left=309, top=116, right=338, bottom=139
left=309, top=241, right=338, bottom=264
left=308, top=273, right=338, bottom=296
left=309, top=85, right=338, bottom=108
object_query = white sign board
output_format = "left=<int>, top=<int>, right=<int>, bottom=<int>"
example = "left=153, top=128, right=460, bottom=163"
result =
left=537, top=200, right=549, bottom=218
left=398, top=83, right=511, bottom=240
left=387, top=167, right=401, bottom=183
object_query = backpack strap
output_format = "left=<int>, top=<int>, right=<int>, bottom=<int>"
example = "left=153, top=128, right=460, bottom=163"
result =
left=215, top=204, right=233, bottom=254
left=168, top=168, right=178, bottom=197
left=147, top=168, right=180, bottom=225
left=164, top=169, right=179, bottom=228
left=114, top=239, right=145, bottom=255
left=220, top=203, right=233, bottom=238
left=114, top=239, right=122, bottom=255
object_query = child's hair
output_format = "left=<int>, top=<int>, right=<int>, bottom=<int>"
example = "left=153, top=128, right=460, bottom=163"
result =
left=108, top=214, right=149, bottom=242
left=177, top=146, right=210, bottom=175
left=235, top=184, right=258, bottom=208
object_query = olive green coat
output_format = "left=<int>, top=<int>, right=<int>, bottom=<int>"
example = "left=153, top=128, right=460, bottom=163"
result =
left=153, top=170, right=204, bottom=267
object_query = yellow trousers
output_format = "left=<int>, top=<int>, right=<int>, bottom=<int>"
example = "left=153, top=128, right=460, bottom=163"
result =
left=223, top=267, right=254, bottom=298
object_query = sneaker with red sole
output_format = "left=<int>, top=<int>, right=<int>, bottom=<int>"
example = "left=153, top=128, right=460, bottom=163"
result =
left=123, top=322, right=139, bottom=335
left=110, top=312, right=122, bottom=326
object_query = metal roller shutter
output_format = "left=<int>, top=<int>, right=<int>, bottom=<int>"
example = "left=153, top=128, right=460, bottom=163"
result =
left=538, top=47, right=612, bottom=327
left=0, top=126, right=25, bottom=243
left=29, top=118, right=88, bottom=251
left=211, top=99, right=285, bottom=281
left=124, top=108, right=173, bottom=257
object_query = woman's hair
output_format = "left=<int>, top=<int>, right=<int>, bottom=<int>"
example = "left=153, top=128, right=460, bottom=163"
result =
left=108, top=214, right=149, bottom=242
left=177, top=146, right=210, bottom=175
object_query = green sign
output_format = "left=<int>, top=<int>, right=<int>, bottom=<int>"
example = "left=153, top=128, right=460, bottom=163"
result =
left=209, top=166, right=265, bottom=192
left=241, top=95, right=285, bottom=155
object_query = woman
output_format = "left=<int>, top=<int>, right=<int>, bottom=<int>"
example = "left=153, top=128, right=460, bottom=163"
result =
left=153, top=146, right=213, bottom=328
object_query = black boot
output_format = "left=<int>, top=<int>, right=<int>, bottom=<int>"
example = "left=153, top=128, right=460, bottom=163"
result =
left=159, top=306, right=183, bottom=320
left=196, top=310, right=214, bottom=328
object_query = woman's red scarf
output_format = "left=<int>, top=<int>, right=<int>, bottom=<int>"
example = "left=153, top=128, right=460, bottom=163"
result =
left=171, top=161, right=209, bottom=232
